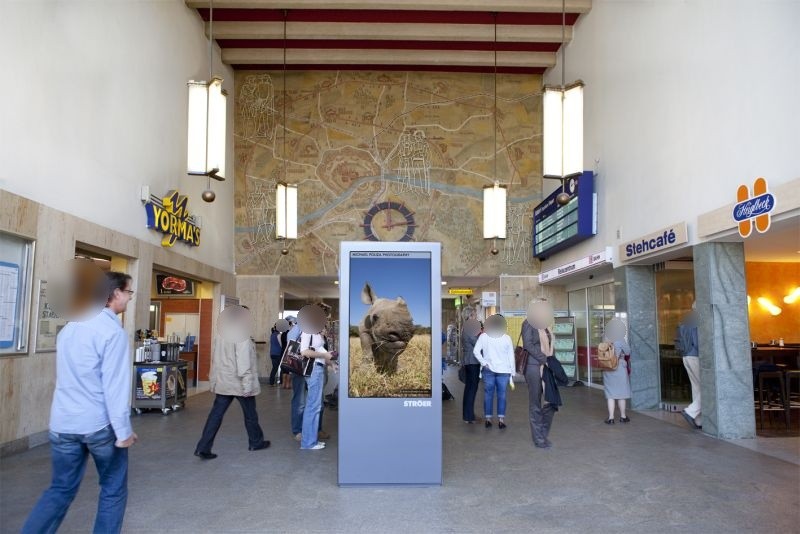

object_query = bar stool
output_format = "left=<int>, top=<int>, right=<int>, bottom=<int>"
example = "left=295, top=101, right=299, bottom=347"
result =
left=757, top=370, right=788, bottom=430
left=786, top=370, right=800, bottom=428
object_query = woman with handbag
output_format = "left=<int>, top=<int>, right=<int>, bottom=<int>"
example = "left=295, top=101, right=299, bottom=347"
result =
left=299, top=331, right=335, bottom=450
left=601, top=318, right=632, bottom=424
left=521, top=299, right=557, bottom=449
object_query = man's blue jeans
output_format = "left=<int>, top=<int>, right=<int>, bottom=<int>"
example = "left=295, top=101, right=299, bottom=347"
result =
left=301, top=363, right=325, bottom=448
left=22, top=425, right=128, bottom=534
left=483, top=368, right=511, bottom=418
left=291, top=373, right=306, bottom=434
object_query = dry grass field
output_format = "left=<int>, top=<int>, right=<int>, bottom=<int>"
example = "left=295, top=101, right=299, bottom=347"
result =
left=348, top=334, right=432, bottom=398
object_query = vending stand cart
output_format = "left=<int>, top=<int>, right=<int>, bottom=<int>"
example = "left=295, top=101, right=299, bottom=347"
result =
left=132, top=346, right=188, bottom=415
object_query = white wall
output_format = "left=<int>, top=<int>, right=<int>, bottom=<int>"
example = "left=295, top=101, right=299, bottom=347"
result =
left=542, top=0, right=800, bottom=269
left=0, top=0, right=235, bottom=273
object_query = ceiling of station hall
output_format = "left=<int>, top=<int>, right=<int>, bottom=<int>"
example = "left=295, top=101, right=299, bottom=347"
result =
left=186, top=0, right=591, bottom=74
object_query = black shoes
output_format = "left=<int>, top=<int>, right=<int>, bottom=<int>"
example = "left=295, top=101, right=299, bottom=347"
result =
left=194, top=451, right=217, bottom=460
left=485, top=420, right=492, bottom=428
left=498, top=421, right=507, bottom=430
left=249, top=441, right=271, bottom=451
left=604, top=418, right=615, bottom=425
left=620, top=417, right=631, bottom=423
left=681, top=410, right=701, bottom=430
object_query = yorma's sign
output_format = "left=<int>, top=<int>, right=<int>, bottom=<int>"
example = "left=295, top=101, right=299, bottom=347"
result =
left=145, top=190, right=201, bottom=247
left=619, top=223, right=688, bottom=261
left=734, top=177, right=775, bottom=238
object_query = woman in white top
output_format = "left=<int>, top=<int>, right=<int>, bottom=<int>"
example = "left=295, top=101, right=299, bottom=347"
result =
left=299, top=332, right=334, bottom=450
left=473, top=315, right=516, bottom=429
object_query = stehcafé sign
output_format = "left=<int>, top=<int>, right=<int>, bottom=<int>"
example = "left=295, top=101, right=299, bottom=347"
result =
left=145, top=190, right=201, bottom=247
left=619, top=223, right=688, bottom=262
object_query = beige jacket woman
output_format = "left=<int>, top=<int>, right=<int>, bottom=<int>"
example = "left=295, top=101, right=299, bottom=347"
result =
left=209, top=336, right=261, bottom=397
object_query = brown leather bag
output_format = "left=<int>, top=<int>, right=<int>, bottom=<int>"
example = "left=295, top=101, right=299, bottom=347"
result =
left=514, top=331, right=529, bottom=374
left=596, top=342, right=619, bottom=371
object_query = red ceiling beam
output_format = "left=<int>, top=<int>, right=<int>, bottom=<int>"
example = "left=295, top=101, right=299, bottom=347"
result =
left=197, top=9, right=579, bottom=25
left=217, top=39, right=561, bottom=52
left=233, top=64, right=547, bottom=75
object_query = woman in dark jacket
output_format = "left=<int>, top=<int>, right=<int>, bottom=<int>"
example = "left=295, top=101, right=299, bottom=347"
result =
left=268, top=324, right=283, bottom=386
left=461, top=319, right=482, bottom=424
left=521, top=299, right=556, bottom=449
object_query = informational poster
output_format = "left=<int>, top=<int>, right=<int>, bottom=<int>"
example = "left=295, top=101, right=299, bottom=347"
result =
left=348, top=250, right=432, bottom=398
left=135, top=366, right=171, bottom=400
left=339, top=242, right=442, bottom=486
left=0, top=261, right=19, bottom=349
left=34, top=280, right=69, bottom=353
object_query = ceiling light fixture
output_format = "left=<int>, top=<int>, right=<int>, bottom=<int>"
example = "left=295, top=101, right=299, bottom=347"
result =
left=757, top=297, right=782, bottom=316
left=784, top=287, right=800, bottom=304
left=187, top=0, right=227, bottom=203
left=543, top=0, right=584, bottom=207
left=275, top=10, right=297, bottom=255
left=482, top=13, right=506, bottom=256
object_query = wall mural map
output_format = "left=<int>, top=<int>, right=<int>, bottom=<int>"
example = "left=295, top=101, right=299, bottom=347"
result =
left=234, top=71, right=545, bottom=276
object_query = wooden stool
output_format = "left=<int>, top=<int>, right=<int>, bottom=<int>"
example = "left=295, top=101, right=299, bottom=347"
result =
left=757, top=371, right=788, bottom=430
left=785, top=370, right=800, bottom=428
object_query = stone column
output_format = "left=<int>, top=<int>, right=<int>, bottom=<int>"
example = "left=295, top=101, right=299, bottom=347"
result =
left=614, top=266, right=660, bottom=410
left=693, top=242, right=755, bottom=439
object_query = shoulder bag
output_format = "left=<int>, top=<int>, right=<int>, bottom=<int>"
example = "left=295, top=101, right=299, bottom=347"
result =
left=280, top=337, right=315, bottom=376
left=514, top=330, right=529, bottom=375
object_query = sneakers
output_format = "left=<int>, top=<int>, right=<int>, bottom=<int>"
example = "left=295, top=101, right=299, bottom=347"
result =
left=294, top=433, right=302, bottom=442
left=305, top=442, right=325, bottom=450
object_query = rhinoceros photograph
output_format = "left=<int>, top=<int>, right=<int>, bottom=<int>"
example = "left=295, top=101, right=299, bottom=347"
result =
left=348, top=254, right=432, bottom=398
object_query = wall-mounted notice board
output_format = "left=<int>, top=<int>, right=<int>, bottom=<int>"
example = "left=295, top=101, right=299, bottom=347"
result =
left=0, top=231, right=35, bottom=355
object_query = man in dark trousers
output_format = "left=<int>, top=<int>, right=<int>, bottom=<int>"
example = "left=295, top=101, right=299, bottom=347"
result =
left=521, top=299, right=557, bottom=449
left=23, top=271, right=138, bottom=534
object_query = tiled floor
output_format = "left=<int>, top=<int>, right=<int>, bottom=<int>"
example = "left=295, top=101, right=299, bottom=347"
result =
left=1, top=370, right=798, bottom=533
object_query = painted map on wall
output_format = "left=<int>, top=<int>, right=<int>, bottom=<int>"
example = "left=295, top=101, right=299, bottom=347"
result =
left=234, top=70, right=545, bottom=276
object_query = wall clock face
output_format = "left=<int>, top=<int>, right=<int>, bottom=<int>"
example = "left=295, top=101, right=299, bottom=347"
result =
left=361, top=201, right=416, bottom=242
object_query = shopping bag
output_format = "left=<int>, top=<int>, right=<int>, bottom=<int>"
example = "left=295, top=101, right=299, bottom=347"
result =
left=279, top=339, right=313, bottom=376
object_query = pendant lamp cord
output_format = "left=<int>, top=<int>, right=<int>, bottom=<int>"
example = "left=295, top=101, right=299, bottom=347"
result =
left=493, top=12, right=497, bottom=188
left=283, top=10, right=287, bottom=186
left=560, top=0, right=566, bottom=193
left=205, top=0, right=214, bottom=183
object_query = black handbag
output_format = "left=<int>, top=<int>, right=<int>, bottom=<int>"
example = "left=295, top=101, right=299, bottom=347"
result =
left=458, top=365, right=466, bottom=383
left=279, top=339, right=314, bottom=376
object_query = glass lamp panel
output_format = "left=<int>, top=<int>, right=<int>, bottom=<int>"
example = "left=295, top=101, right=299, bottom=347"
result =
left=563, top=84, right=584, bottom=177
left=542, top=88, right=564, bottom=177
left=207, top=78, right=227, bottom=178
left=276, top=183, right=287, bottom=239
left=187, top=81, right=208, bottom=175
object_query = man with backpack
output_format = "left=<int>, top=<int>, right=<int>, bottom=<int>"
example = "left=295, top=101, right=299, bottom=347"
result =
left=675, top=306, right=701, bottom=430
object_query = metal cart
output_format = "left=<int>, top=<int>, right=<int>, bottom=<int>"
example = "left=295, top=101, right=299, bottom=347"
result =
left=132, top=360, right=188, bottom=415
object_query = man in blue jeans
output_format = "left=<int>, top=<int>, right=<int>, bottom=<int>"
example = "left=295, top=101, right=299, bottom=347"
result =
left=23, top=271, right=138, bottom=534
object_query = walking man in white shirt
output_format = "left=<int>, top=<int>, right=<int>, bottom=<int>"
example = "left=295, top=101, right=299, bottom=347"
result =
left=23, top=271, right=137, bottom=534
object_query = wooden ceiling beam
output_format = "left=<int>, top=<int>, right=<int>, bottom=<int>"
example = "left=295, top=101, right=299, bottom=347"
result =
left=221, top=48, right=557, bottom=68
left=207, top=21, right=573, bottom=42
left=187, top=0, right=591, bottom=13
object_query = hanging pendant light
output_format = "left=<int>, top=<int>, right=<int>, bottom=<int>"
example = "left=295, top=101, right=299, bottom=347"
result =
left=187, top=0, right=227, bottom=202
left=482, top=13, right=506, bottom=255
left=542, top=0, right=584, bottom=206
left=275, top=10, right=297, bottom=254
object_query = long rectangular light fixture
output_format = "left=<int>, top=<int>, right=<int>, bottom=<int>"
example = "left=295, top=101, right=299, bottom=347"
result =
left=187, top=77, right=227, bottom=180
left=276, top=182, right=298, bottom=239
left=543, top=82, right=584, bottom=179
left=483, top=182, right=507, bottom=239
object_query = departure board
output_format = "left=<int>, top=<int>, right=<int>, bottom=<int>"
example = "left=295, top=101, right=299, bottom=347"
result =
left=532, top=171, right=596, bottom=259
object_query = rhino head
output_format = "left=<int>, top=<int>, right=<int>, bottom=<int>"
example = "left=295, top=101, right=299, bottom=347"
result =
left=358, top=282, right=415, bottom=375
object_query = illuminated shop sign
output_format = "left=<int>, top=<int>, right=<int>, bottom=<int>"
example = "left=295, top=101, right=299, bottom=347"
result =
left=734, top=177, right=775, bottom=238
left=538, top=248, right=612, bottom=283
left=448, top=288, right=473, bottom=295
left=619, top=223, right=688, bottom=261
left=144, top=190, right=201, bottom=247
left=532, top=171, right=597, bottom=259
